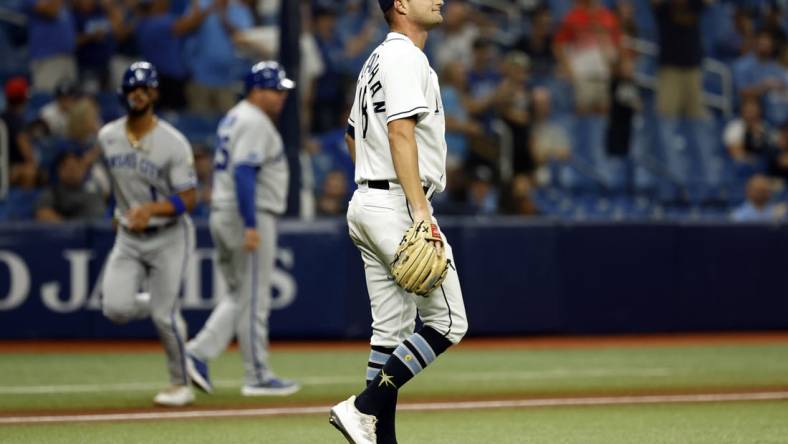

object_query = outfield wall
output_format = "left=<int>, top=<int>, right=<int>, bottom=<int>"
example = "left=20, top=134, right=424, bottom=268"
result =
left=1, top=219, right=787, bottom=339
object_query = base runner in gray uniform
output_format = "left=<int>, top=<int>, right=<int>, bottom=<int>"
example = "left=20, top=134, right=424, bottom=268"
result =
left=99, top=62, right=198, bottom=407
left=185, top=62, right=300, bottom=397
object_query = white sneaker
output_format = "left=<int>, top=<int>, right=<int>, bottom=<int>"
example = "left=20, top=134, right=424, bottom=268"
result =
left=329, top=396, right=377, bottom=444
left=153, top=385, right=194, bottom=407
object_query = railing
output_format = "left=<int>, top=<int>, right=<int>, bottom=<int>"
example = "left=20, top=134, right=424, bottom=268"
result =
left=468, top=0, right=524, bottom=35
left=492, top=119, right=513, bottom=182
left=493, top=117, right=613, bottom=191
left=702, top=57, right=734, bottom=118
left=625, top=37, right=734, bottom=118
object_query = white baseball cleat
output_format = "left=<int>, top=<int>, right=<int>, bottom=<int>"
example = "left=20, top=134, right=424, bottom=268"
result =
left=153, top=385, right=194, bottom=407
left=329, top=396, right=377, bottom=444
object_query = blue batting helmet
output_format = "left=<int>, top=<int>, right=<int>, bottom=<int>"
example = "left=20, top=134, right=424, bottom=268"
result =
left=244, top=61, right=295, bottom=94
left=121, top=61, right=159, bottom=94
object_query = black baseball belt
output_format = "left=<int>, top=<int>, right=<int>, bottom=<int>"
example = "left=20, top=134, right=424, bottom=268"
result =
left=122, top=219, right=178, bottom=238
left=365, top=180, right=433, bottom=199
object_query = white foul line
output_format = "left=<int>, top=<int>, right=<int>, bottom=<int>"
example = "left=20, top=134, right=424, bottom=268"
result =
left=1, top=391, right=787, bottom=425
left=0, top=368, right=674, bottom=395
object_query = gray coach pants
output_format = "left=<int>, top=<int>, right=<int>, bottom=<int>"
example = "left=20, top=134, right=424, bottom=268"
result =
left=188, top=210, right=277, bottom=386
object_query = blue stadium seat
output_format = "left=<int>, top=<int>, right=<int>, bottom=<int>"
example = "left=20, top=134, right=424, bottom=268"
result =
left=625, top=195, right=656, bottom=219
left=532, top=187, right=563, bottom=215
left=583, top=195, right=614, bottom=219
left=630, top=114, right=660, bottom=194
left=629, top=0, right=658, bottom=40
left=547, top=0, right=573, bottom=21
left=544, top=79, right=574, bottom=116
left=604, top=157, right=631, bottom=193
left=0, top=188, right=41, bottom=221
left=557, top=116, right=609, bottom=192
left=95, top=91, right=124, bottom=122
left=27, top=92, right=52, bottom=117
left=167, top=113, right=221, bottom=147
left=570, top=116, right=596, bottom=163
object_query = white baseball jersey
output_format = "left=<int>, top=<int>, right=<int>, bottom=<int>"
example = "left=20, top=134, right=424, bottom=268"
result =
left=98, top=117, right=197, bottom=227
left=349, top=32, right=447, bottom=193
left=211, top=100, right=289, bottom=215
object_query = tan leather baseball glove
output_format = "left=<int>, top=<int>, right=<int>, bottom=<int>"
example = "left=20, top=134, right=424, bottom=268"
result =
left=390, top=220, right=449, bottom=296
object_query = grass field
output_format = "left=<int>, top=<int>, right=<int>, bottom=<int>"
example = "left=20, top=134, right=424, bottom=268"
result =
left=1, top=335, right=787, bottom=443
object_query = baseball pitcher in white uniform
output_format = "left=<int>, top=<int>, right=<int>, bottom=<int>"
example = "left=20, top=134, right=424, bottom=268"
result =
left=99, top=62, right=198, bottom=407
left=185, top=62, right=299, bottom=397
left=330, top=1, right=468, bottom=443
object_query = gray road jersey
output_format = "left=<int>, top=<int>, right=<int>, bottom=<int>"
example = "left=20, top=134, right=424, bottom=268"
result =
left=98, top=117, right=197, bottom=227
left=210, top=100, right=289, bottom=215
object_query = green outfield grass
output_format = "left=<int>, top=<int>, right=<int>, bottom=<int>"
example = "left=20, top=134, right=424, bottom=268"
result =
left=1, top=402, right=787, bottom=444
left=1, top=341, right=787, bottom=443
left=2, top=343, right=788, bottom=411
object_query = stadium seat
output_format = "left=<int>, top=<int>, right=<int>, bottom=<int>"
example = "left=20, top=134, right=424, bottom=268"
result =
left=532, top=187, right=563, bottom=215
left=95, top=91, right=124, bottom=122
left=0, top=188, right=41, bottom=221
left=27, top=92, right=52, bottom=117
left=629, top=0, right=658, bottom=40
left=167, top=113, right=221, bottom=147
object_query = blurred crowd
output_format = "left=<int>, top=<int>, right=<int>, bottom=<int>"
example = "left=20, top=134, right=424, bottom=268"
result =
left=1, top=0, right=787, bottom=223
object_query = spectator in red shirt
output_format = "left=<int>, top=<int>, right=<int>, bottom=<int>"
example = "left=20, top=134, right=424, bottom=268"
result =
left=553, top=0, right=622, bottom=115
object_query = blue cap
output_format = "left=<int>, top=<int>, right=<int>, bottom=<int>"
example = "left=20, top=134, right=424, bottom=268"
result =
left=121, top=61, right=159, bottom=93
left=244, top=61, right=295, bottom=93
left=378, top=0, right=394, bottom=12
